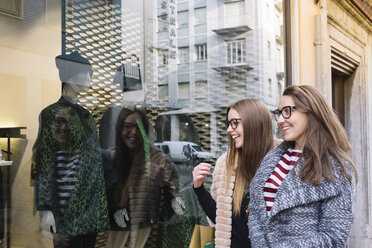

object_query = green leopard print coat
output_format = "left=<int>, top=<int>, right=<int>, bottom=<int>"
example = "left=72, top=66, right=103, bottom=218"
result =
left=32, top=97, right=109, bottom=238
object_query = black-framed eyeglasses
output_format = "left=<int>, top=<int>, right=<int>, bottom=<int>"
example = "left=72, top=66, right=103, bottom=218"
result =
left=226, top=118, right=241, bottom=129
left=123, top=123, right=139, bottom=132
left=272, top=106, right=296, bottom=121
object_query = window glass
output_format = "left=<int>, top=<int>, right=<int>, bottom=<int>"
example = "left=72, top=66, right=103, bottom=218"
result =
left=224, top=0, right=245, bottom=27
left=178, top=81, right=190, bottom=100
left=159, top=83, right=169, bottom=100
left=178, top=10, right=189, bottom=28
left=195, top=44, right=207, bottom=61
left=0, top=0, right=286, bottom=247
left=195, top=80, right=207, bottom=98
left=226, top=39, right=246, bottom=65
left=178, top=47, right=190, bottom=63
left=158, top=15, right=168, bottom=32
left=158, top=50, right=169, bottom=66
left=268, top=40, right=272, bottom=60
left=194, top=7, right=206, bottom=25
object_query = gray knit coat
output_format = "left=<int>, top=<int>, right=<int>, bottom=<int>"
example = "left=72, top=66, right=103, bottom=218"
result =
left=248, top=145, right=355, bottom=248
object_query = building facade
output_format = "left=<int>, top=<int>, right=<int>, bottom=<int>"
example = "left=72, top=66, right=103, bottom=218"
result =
left=147, top=0, right=285, bottom=154
left=293, top=0, right=372, bottom=246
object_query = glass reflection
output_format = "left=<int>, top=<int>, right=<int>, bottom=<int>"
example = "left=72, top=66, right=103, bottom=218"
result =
left=0, top=0, right=285, bottom=247
left=105, top=107, right=184, bottom=248
left=32, top=52, right=109, bottom=248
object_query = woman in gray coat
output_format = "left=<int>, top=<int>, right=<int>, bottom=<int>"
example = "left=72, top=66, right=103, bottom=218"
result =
left=248, top=85, right=358, bottom=248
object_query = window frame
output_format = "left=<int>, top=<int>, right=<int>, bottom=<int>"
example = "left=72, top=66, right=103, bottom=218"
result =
left=178, top=81, right=190, bottom=100
left=177, top=10, right=189, bottom=29
left=224, top=0, right=245, bottom=28
left=158, top=51, right=169, bottom=66
left=195, top=80, right=208, bottom=99
left=0, top=0, right=22, bottom=19
left=158, top=83, right=169, bottom=101
left=158, top=15, right=168, bottom=32
left=226, top=39, right=246, bottom=65
left=195, top=44, right=207, bottom=61
left=194, top=7, right=206, bottom=26
left=178, top=47, right=190, bottom=64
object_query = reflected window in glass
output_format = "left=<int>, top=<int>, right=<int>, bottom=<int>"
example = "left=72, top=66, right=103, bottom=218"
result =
left=178, top=11, right=189, bottom=28
left=224, top=0, right=245, bottom=27
left=226, top=39, right=245, bottom=65
left=195, top=80, right=207, bottom=99
left=158, top=16, right=168, bottom=32
left=178, top=47, right=189, bottom=64
left=158, top=51, right=169, bottom=66
left=178, top=82, right=190, bottom=100
left=194, top=7, right=206, bottom=25
left=195, top=44, right=207, bottom=61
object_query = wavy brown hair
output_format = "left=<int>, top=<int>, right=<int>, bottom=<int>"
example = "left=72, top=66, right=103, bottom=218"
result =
left=226, top=99, right=274, bottom=216
left=282, top=85, right=357, bottom=185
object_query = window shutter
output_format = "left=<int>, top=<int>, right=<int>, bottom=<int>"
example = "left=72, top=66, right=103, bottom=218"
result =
left=331, top=47, right=359, bottom=76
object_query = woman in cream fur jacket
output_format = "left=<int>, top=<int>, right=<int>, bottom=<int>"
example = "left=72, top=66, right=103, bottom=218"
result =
left=192, top=99, right=274, bottom=248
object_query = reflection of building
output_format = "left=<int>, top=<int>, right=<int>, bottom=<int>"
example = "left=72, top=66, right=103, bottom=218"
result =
left=146, top=0, right=285, bottom=155
left=152, top=0, right=284, bottom=108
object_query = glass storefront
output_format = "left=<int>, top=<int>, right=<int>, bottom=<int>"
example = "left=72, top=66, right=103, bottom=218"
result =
left=0, top=0, right=285, bottom=247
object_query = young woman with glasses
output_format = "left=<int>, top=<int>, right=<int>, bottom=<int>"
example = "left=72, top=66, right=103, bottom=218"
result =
left=192, top=99, right=274, bottom=248
left=248, top=85, right=358, bottom=247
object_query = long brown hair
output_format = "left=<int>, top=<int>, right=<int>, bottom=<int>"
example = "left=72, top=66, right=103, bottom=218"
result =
left=282, top=85, right=357, bottom=185
left=226, top=99, right=274, bottom=216
left=114, top=107, right=150, bottom=206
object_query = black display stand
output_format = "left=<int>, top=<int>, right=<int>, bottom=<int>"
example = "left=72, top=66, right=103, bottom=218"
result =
left=0, top=127, right=26, bottom=248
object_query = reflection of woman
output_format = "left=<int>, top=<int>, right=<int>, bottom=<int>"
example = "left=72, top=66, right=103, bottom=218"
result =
left=249, top=85, right=358, bottom=247
left=192, top=99, right=274, bottom=248
left=106, top=107, right=184, bottom=248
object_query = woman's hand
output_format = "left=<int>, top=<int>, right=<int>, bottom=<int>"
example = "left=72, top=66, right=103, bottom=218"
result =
left=192, top=163, right=211, bottom=188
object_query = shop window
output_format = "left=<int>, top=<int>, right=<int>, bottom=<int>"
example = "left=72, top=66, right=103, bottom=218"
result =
left=0, top=0, right=288, bottom=247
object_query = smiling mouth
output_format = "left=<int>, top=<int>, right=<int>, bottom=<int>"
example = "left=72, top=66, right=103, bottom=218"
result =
left=282, top=126, right=290, bottom=132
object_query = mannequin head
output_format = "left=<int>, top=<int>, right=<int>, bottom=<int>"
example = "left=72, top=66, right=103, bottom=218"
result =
left=56, top=51, right=93, bottom=99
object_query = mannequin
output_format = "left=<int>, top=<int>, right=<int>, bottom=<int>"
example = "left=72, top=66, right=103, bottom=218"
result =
left=32, top=51, right=109, bottom=248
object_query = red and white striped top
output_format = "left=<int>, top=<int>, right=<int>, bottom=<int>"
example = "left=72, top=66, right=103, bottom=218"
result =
left=264, top=148, right=302, bottom=215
